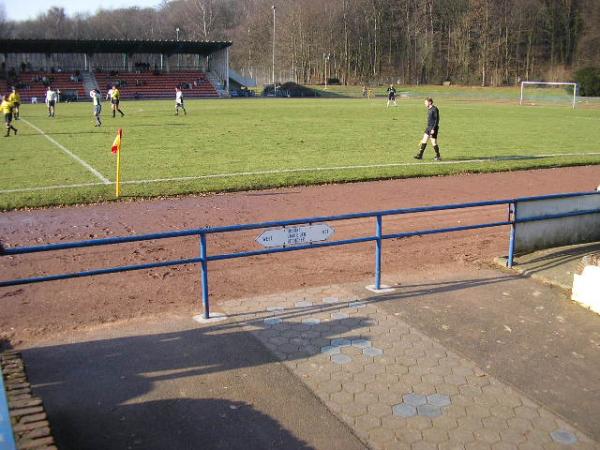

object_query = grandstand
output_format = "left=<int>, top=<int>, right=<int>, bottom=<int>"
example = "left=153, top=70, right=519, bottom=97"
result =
left=0, top=39, right=231, bottom=101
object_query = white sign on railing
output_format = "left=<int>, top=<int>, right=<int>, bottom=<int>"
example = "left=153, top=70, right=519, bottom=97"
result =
left=256, top=224, right=335, bottom=248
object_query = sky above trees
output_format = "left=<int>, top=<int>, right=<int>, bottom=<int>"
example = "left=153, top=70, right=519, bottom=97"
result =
left=8, top=0, right=159, bottom=21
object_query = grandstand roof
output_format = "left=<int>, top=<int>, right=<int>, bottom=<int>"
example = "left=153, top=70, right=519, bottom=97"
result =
left=0, top=39, right=232, bottom=56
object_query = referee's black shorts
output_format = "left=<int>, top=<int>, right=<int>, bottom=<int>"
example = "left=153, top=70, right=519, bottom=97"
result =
left=425, top=127, right=439, bottom=139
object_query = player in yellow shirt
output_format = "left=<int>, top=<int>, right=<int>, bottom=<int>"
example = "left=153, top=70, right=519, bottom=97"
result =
left=1, top=95, right=18, bottom=137
left=110, top=85, right=125, bottom=118
left=8, top=87, right=21, bottom=120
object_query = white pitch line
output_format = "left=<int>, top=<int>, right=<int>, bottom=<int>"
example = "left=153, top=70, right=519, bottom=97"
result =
left=21, top=118, right=111, bottom=185
left=2, top=151, right=600, bottom=195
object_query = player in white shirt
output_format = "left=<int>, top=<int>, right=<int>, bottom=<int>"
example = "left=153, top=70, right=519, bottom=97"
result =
left=90, top=89, right=102, bottom=127
left=106, top=87, right=114, bottom=101
left=45, top=86, right=58, bottom=117
left=175, top=87, right=186, bottom=116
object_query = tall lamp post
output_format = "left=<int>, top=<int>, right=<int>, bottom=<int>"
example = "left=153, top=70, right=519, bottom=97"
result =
left=176, top=27, right=180, bottom=71
left=272, top=5, right=276, bottom=87
left=324, top=53, right=331, bottom=89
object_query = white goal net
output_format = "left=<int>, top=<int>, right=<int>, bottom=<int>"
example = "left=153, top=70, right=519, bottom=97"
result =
left=520, top=81, right=578, bottom=109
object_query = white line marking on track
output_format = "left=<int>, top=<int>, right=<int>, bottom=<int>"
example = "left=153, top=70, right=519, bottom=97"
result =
left=2, top=151, right=600, bottom=195
left=21, top=118, right=111, bottom=185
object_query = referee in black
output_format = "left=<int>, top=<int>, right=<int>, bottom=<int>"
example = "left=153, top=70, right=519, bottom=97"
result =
left=414, top=97, right=441, bottom=161
left=386, top=84, right=397, bottom=107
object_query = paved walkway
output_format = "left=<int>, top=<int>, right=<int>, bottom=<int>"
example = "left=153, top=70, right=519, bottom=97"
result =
left=221, top=278, right=599, bottom=450
left=17, top=266, right=600, bottom=449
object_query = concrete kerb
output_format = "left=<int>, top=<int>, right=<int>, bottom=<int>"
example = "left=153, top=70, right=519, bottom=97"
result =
left=494, top=241, right=600, bottom=295
left=494, top=256, right=573, bottom=292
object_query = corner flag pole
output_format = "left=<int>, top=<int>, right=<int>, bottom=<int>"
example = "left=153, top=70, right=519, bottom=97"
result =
left=116, top=145, right=121, bottom=197
left=111, top=128, right=123, bottom=197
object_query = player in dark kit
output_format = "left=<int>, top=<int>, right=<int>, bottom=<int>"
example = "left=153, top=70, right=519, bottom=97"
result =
left=414, top=98, right=441, bottom=161
left=386, top=84, right=397, bottom=107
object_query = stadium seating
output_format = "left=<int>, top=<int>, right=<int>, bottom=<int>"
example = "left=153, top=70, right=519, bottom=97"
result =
left=4, top=72, right=84, bottom=103
left=3, top=71, right=218, bottom=102
left=93, top=71, right=219, bottom=100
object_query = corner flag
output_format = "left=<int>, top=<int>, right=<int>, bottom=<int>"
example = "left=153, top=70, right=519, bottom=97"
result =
left=112, top=129, right=123, bottom=196
left=112, top=128, right=122, bottom=154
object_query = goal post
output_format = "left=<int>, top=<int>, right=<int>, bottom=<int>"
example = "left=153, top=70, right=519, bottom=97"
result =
left=520, top=81, right=578, bottom=109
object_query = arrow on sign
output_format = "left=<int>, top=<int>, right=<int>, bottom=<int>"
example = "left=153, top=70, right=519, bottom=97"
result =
left=256, top=224, right=335, bottom=248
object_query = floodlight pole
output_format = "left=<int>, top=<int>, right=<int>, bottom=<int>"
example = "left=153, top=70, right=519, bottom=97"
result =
left=324, top=53, right=331, bottom=89
left=176, top=27, right=180, bottom=71
left=272, top=5, right=276, bottom=87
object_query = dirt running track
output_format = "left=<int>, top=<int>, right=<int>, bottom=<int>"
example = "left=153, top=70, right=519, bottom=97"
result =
left=2, top=166, right=600, bottom=346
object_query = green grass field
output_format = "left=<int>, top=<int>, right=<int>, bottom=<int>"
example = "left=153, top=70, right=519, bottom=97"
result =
left=2, top=91, right=599, bottom=210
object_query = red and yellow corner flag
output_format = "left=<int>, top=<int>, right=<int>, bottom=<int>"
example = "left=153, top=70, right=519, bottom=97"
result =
left=112, top=129, right=123, bottom=197
left=111, top=128, right=122, bottom=154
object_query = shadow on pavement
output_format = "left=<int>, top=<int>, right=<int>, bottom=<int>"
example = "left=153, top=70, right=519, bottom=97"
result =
left=21, top=317, right=367, bottom=450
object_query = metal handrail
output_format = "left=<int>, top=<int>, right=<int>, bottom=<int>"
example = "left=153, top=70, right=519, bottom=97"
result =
left=1, top=191, right=599, bottom=320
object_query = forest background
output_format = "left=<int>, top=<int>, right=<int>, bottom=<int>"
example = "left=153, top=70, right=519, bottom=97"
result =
left=1, top=0, right=599, bottom=87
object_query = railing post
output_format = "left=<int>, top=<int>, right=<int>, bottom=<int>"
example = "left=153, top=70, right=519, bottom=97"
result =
left=0, top=365, right=17, bottom=450
left=375, top=215, right=383, bottom=290
left=199, top=232, right=210, bottom=319
left=507, top=202, right=517, bottom=268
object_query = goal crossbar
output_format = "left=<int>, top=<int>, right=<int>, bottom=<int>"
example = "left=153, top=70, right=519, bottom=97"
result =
left=520, top=81, right=578, bottom=109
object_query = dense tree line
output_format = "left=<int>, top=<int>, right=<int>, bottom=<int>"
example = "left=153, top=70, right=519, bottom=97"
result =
left=1, top=0, right=599, bottom=86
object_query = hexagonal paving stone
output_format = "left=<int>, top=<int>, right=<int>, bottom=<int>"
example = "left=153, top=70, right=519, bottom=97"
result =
left=351, top=339, right=372, bottom=349
left=331, top=312, right=349, bottom=320
left=417, top=404, right=443, bottom=418
left=393, top=402, right=418, bottom=417
left=331, top=391, right=354, bottom=405
left=348, top=301, right=367, bottom=309
left=295, top=300, right=312, bottom=307
left=302, top=318, right=321, bottom=326
left=331, top=354, right=353, bottom=364
left=363, top=347, right=384, bottom=357
left=343, top=381, right=367, bottom=395
left=550, top=430, right=577, bottom=445
left=323, top=296, right=339, bottom=304
left=427, top=393, right=452, bottom=408
left=355, top=415, right=382, bottom=432
left=267, top=306, right=285, bottom=312
left=368, top=402, right=392, bottom=418
left=403, top=393, right=428, bottom=407
left=331, top=338, right=352, bottom=347
left=321, top=345, right=342, bottom=355
left=264, top=317, right=282, bottom=326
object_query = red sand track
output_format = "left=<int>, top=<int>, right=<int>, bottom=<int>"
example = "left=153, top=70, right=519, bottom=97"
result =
left=2, top=166, right=600, bottom=345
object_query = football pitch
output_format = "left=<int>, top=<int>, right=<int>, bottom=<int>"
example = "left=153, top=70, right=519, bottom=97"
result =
left=2, top=95, right=600, bottom=210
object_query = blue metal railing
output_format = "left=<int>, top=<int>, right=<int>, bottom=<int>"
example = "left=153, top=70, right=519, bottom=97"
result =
left=1, top=191, right=600, bottom=320
left=0, top=190, right=598, bottom=449
left=0, top=365, right=17, bottom=450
